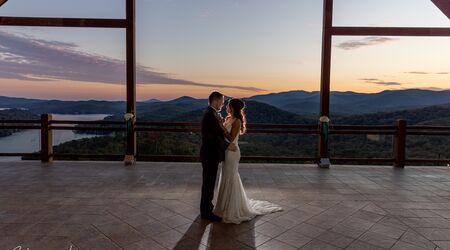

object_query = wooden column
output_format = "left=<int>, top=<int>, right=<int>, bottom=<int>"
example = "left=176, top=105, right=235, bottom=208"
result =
left=319, top=0, right=333, bottom=160
left=393, top=119, right=407, bottom=168
left=126, top=0, right=137, bottom=158
left=40, top=114, right=53, bottom=162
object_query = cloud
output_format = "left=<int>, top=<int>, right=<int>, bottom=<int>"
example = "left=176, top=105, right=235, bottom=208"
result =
left=404, top=71, right=429, bottom=75
left=412, top=87, right=450, bottom=91
left=359, top=78, right=379, bottom=82
left=336, top=37, right=398, bottom=50
left=0, top=31, right=265, bottom=92
left=404, top=71, right=450, bottom=75
left=359, top=78, right=403, bottom=86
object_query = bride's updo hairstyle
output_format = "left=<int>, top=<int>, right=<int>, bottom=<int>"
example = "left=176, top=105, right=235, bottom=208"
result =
left=228, top=98, right=247, bottom=135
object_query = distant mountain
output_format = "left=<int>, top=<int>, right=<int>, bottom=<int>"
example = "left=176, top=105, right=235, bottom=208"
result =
left=0, top=108, right=38, bottom=121
left=2, top=88, right=450, bottom=116
left=171, top=100, right=316, bottom=124
left=334, top=103, right=450, bottom=125
left=143, top=98, right=161, bottom=103
left=0, top=96, right=125, bottom=114
left=170, top=100, right=450, bottom=126
left=420, top=117, right=450, bottom=126
left=94, top=100, right=316, bottom=125
left=97, top=97, right=207, bottom=121
left=138, top=103, right=204, bottom=121
left=27, top=100, right=126, bottom=114
left=248, top=89, right=450, bottom=114
left=166, top=96, right=206, bottom=106
left=0, top=96, right=47, bottom=108
left=52, top=101, right=450, bottom=164
left=0, top=96, right=205, bottom=116
left=247, top=90, right=317, bottom=107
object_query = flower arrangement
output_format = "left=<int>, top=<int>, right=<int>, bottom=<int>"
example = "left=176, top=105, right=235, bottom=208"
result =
left=319, top=116, right=330, bottom=123
left=123, top=113, right=135, bottom=122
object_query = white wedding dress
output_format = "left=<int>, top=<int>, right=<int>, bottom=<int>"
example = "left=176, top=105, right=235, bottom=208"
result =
left=213, top=118, right=283, bottom=224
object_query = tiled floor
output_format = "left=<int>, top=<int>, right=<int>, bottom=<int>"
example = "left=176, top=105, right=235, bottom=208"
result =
left=0, top=161, right=450, bottom=250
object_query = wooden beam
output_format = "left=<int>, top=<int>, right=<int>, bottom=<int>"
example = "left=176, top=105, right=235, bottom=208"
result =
left=40, top=114, right=53, bottom=163
left=432, top=0, right=450, bottom=20
left=332, top=27, right=450, bottom=36
left=319, top=0, right=333, bottom=160
left=0, top=16, right=127, bottom=28
left=393, top=120, right=407, bottom=168
left=126, top=0, right=137, bottom=157
left=320, top=0, right=333, bottom=118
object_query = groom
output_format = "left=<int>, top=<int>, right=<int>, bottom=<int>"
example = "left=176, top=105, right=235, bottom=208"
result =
left=200, top=91, right=237, bottom=221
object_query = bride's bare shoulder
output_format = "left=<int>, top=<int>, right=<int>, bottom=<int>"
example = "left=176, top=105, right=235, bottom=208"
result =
left=232, top=118, right=241, bottom=126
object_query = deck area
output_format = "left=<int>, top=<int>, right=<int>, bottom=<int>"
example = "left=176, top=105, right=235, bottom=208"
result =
left=1, top=161, right=450, bottom=250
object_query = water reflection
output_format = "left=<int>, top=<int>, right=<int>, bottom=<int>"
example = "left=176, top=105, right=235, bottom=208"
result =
left=0, top=114, right=110, bottom=159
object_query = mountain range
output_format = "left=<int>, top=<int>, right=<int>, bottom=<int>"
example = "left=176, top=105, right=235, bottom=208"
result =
left=3, top=89, right=450, bottom=162
left=248, top=89, right=450, bottom=114
left=1, top=89, right=450, bottom=117
left=51, top=101, right=450, bottom=163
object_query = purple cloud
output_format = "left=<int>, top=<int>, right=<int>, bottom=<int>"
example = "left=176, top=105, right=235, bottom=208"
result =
left=359, top=78, right=403, bottom=86
left=336, top=37, right=398, bottom=50
left=0, top=31, right=265, bottom=92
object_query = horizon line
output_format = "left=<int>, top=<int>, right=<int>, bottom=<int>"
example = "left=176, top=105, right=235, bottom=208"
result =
left=1, top=87, right=450, bottom=102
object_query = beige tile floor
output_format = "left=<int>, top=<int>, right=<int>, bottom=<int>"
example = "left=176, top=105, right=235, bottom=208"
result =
left=0, top=161, right=450, bottom=249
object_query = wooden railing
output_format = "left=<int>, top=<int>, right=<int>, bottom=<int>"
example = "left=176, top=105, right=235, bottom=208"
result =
left=1, top=114, right=450, bottom=166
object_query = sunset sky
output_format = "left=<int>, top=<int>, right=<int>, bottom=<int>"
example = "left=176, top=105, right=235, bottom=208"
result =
left=0, top=0, right=449, bottom=101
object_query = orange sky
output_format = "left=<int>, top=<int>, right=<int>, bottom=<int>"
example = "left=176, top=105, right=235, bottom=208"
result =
left=0, top=0, right=449, bottom=101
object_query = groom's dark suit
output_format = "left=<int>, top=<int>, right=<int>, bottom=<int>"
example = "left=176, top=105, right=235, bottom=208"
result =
left=200, top=106, right=230, bottom=216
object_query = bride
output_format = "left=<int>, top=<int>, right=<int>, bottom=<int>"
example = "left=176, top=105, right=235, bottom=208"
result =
left=213, top=98, right=283, bottom=224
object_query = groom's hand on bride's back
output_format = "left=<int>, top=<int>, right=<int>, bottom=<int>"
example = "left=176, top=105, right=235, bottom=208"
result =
left=227, top=143, right=237, bottom=152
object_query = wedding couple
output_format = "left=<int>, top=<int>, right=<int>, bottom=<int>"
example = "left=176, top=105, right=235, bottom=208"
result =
left=199, top=91, right=283, bottom=224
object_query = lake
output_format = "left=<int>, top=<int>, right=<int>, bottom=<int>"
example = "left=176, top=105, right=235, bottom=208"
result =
left=0, top=114, right=111, bottom=161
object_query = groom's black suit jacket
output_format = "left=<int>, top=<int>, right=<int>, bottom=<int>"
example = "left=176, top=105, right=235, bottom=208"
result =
left=200, top=106, right=230, bottom=163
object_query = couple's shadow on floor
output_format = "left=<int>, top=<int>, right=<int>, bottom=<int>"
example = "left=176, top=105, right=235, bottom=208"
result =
left=173, top=215, right=261, bottom=250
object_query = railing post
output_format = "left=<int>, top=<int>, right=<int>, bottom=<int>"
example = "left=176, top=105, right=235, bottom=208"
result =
left=40, top=113, right=53, bottom=163
left=125, top=0, right=137, bottom=164
left=318, top=117, right=331, bottom=168
left=319, top=0, right=333, bottom=166
left=393, top=119, right=406, bottom=168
